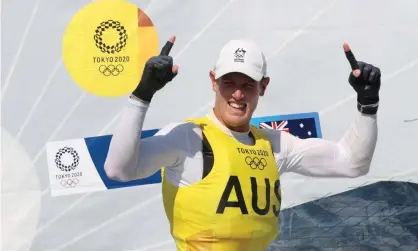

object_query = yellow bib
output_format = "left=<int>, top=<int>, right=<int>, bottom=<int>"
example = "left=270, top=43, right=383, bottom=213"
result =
left=162, top=116, right=282, bottom=251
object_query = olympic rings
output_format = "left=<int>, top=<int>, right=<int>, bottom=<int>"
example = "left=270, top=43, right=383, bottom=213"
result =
left=99, top=64, right=124, bottom=76
left=60, top=178, right=79, bottom=188
left=245, top=156, right=267, bottom=170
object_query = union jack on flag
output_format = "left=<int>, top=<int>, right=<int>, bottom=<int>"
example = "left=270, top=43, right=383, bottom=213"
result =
left=259, top=120, right=290, bottom=133
left=256, top=116, right=319, bottom=139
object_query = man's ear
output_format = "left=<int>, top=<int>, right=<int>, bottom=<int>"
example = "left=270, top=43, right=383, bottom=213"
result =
left=259, top=77, right=270, bottom=96
left=209, top=70, right=217, bottom=91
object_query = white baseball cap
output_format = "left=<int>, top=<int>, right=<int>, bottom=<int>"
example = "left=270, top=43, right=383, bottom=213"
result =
left=214, top=39, right=267, bottom=81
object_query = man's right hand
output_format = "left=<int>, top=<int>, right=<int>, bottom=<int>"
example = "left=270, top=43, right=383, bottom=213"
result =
left=132, top=36, right=179, bottom=102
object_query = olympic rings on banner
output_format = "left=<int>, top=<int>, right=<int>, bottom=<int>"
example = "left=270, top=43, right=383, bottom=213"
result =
left=99, top=64, right=124, bottom=76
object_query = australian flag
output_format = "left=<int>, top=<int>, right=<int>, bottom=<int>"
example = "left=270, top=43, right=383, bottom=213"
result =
left=256, top=114, right=320, bottom=139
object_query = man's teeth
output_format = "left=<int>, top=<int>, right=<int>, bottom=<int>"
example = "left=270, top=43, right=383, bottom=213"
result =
left=229, top=102, right=246, bottom=109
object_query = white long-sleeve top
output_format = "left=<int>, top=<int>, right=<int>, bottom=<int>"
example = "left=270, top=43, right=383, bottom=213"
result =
left=104, top=97, right=378, bottom=187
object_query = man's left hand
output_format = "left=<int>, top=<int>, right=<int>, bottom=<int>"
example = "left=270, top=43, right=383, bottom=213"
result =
left=344, top=43, right=381, bottom=114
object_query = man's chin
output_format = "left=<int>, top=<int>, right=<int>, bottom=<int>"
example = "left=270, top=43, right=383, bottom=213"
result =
left=223, top=115, right=250, bottom=129
left=225, top=105, right=248, bottom=117
left=214, top=105, right=252, bottom=130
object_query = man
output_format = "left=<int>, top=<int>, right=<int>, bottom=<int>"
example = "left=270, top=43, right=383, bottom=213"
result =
left=104, top=36, right=380, bottom=251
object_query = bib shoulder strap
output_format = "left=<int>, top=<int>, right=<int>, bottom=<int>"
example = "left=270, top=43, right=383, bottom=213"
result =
left=185, top=116, right=215, bottom=179
left=201, top=131, right=214, bottom=179
left=250, top=125, right=275, bottom=155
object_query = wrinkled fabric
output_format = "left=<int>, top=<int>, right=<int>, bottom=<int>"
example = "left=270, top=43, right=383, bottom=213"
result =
left=269, top=181, right=418, bottom=250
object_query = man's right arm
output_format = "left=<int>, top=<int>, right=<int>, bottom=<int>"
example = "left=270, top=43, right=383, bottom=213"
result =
left=105, top=36, right=183, bottom=181
left=104, top=97, right=189, bottom=182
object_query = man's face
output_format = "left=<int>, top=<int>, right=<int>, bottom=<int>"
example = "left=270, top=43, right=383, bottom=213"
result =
left=210, top=71, right=269, bottom=132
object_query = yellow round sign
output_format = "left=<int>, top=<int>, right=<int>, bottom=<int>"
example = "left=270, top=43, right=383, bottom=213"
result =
left=62, top=0, right=159, bottom=97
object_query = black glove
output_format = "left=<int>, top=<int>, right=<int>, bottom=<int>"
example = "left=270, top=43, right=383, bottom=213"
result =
left=132, top=38, right=178, bottom=102
left=344, top=43, right=381, bottom=115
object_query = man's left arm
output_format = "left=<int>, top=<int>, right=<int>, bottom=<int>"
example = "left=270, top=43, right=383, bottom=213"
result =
left=279, top=112, right=377, bottom=177
left=277, top=43, right=381, bottom=178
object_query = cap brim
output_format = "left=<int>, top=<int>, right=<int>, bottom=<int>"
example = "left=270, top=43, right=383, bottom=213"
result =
left=215, top=65, right=263, bottom=82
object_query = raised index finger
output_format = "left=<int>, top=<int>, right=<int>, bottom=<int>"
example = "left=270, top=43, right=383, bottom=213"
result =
left=159, top=36, right=176, bottom=56
left=343, top=42, right=358, bottom=70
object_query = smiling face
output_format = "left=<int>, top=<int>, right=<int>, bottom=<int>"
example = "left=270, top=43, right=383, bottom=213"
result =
left=210, top=70, right=270, bottom=132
